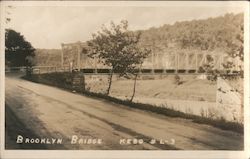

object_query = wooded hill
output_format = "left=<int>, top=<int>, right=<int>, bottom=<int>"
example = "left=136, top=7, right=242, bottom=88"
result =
left=35, top=13, right=243, bottom=66
left=139, top=13, right=243, bottom=51
left=34, top=49, right=61, bottom=66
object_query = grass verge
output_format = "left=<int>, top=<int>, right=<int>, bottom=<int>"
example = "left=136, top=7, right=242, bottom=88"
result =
left=23, top=73, right=244, bottom=134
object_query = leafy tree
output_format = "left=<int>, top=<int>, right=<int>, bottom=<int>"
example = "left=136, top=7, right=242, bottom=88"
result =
left=87, top=20, right=150, bottom=97
left=202, top=55, right=219, bottom=81
left=223, top=24, right=244, bottom=77
left=5, top=29, right=35, bottom=67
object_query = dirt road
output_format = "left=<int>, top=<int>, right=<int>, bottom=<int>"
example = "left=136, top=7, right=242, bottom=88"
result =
left=5, top=75, right=243, bottom=150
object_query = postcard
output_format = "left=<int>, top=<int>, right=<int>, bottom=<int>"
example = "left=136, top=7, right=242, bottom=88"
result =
left=0, top=1, right=249, bottom=159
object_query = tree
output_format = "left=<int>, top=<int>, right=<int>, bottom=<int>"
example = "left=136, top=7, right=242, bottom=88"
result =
left=202, top=55, right=219, bottom=81
left=5, top=29, right=35, bottom=67
left=223, top=24, right=244, bottom=77
left=87, top=20, right=150, bottom=97
left=196, top=14, right=244, bottom=80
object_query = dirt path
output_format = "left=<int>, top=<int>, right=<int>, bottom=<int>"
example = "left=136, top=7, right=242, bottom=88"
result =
left=5, top=75, right=243, bottom=150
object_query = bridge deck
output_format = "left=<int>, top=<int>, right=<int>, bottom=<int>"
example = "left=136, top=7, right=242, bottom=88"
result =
left=5, top=67, right=241, bottom=76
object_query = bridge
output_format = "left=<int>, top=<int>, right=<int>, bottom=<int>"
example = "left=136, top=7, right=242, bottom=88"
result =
left=60, top=41, right=242, bottom=75
left=4, top=41, right=242, bottom=75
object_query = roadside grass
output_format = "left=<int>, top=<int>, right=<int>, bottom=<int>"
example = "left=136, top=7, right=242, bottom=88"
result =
left=23, top=73, right=243, bottom=134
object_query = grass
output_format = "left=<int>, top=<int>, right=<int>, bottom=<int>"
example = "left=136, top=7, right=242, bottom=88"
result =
left=23, top=72, right=244, bottom=134
left=86, top=74, right=216, bottom=102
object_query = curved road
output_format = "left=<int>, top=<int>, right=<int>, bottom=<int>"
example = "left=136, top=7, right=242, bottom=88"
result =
left=5, top=74, right=243, bottom=150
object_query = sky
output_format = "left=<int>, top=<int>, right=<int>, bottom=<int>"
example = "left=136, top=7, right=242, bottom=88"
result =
left=5, top=3, right=245, bottom=49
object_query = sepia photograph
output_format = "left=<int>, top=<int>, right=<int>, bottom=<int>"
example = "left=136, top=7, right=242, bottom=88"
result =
left=0, top=1, right=249, bottom=159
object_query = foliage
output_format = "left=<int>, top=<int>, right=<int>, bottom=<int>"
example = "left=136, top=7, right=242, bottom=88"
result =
left=87, top=20, right=150, bottom=95
left=223, top=22, right=244, bottom=77
left=139, top=13, right=243, bottom=53
left=200, top=55, right=220, bottom=81
left=139, top=13, right=244, bottom=80
left=34, top=49, right=61, bottom=67
left=5, top=29, right=35, bottom=67
left=223, top=21, right=244, bottom=62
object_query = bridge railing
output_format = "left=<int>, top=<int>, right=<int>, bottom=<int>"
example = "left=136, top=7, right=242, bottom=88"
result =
left=5, top=66, right=242, bottom=76
left=5, top=66, right=71, bottom=74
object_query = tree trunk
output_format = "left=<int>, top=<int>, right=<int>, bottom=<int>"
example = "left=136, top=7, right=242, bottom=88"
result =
left=106, top=69, right=113, bottom=95
left=130, top=73, right=138, bottom=102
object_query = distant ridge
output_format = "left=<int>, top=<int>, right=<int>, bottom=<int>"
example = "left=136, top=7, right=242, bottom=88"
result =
left=34, top=13, right=243, bottom=67
left=34, top=49, right=61, bottom=67
left=138, top=13, right=243, bottom=52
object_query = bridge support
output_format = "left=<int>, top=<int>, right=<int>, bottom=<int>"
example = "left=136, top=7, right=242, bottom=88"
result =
left=175, top=53, right=179, bottom=74
left=151, top=69, right=155, bottom=74
left=195, top=53, right=198, bottom=73
left=77, top=42, right=81, bottom=71
left=185, top=53, right=189, bottom=73
left=163, top=69, right=166, bottom=74
left=61, top=43, right=64, bottom=68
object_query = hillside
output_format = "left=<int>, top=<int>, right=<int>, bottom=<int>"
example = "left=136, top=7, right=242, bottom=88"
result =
left=34, top=49, right=61, bottom=66
left=34, top=13, right=243, bottom=67
left=138, top=13, right=243, bottom=53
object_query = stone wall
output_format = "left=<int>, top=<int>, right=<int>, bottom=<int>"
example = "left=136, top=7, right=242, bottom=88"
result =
left=216, top=77, right=243, bottom=123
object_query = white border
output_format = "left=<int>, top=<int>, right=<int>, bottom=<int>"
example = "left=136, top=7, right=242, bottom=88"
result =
left=244, top=2, right=250, bottom=158
left=0, top=1, right=249, bottom=159
left=0, top=0, right=248, bottom=7
left=0, top=1, right=6, bottom=159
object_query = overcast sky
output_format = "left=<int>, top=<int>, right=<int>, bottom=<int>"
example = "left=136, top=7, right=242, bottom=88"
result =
left=6, top=4, right=245, bottom=49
